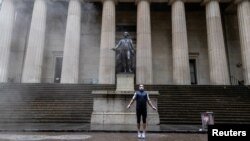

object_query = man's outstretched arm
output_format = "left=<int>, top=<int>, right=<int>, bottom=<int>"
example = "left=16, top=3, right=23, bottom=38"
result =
left=127, top=93, right=136, bottom=109
left=147, top=94, right=157, bottom=110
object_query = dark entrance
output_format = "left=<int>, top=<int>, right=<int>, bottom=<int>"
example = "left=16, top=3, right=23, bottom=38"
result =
left=189, top=59, right=197, bottom=85
left=54, top=57, right=63, bottom=83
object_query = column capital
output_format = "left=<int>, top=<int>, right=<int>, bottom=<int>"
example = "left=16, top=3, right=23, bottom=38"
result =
left=201, top=0, right=220, bottom=5
left=102, top=0, right=118, bottom=4
left=55, top=0, right=84, bottom=2
left=135, top=0, right=151, bottom=5
left=33, top=0, right=47, bottom=3
left=234, top=0, right=250, bottom=5
left=67, top=0, right=85, bottom=3
left=168, top=0, right=186, bottom=5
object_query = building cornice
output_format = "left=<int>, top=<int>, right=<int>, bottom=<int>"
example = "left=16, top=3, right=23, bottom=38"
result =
left=135, top=0, right=151, bottom=4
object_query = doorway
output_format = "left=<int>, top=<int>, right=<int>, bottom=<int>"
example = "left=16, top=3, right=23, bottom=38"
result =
left=54, top=57, right=63, bottom=83
left=189, top=59, right=197, bottom=85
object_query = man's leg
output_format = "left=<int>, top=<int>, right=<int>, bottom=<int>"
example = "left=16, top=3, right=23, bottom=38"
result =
left=142, top=109, right=147, bottom=138
left=136, top=109, right=142, bottom=138
left=143, top=123, right=146, bottom=133
left=137, top=123, right=141, bottom=132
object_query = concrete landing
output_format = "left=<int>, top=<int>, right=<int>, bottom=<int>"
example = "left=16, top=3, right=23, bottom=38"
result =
left=0, top=123, right=207, bottom=133
left=0, top=132, right=207, bottom=141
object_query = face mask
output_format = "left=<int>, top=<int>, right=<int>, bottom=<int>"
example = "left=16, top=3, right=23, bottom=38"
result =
left=139, top=89, right=144, bottom=92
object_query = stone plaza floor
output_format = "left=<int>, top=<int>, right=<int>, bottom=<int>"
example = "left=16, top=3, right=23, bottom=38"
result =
left=0, top=123, right=208, bottom=141
left=0, top=123, right=206, bottom=133
left=0, top=132, right=207, bottom=141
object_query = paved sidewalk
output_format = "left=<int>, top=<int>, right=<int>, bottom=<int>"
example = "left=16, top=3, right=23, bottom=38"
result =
left=0, top=132, right=207, bottom=141
left=0, top=123, right=207, bottom=133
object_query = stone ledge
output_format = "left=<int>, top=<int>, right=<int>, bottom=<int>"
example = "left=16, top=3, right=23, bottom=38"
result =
left=92, top=90, right=159, bottom=96
left=91, top=90, right=160, bottom=125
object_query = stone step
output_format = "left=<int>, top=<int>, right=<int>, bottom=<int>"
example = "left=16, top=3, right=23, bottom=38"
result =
left=0, top=84, right=116, bottom=123
left=153, top=85, right=250, bottom=124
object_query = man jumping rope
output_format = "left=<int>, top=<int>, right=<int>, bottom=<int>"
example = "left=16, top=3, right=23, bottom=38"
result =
left=127, top=84, right=157, bottom=139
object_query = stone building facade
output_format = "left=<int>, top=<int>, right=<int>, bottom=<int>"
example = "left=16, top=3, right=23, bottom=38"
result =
left=0, top=0, right=249, bottom=85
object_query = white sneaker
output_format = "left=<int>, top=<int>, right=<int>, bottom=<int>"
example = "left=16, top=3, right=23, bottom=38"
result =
left=137, top=132, right=142, bottom=138
left=141, top=132, right=146, bottom=139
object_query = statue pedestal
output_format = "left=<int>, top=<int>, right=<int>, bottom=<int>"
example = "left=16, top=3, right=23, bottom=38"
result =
left=116, top=73, right=134, bottom=91
left=91, top=90, right=160, bottom=125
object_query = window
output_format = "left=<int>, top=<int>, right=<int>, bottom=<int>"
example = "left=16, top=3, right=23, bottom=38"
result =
left=54, top=57, right=63, bottom=83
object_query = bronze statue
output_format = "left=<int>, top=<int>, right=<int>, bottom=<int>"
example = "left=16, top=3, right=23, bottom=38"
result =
left=112, top=32, right=136, bottom=73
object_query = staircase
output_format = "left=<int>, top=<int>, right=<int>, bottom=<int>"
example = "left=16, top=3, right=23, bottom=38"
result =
left=1, top=84, right=250, bottom=125
left=0, top=83, right=115, bottom=123
left=145, top=85, right=250, bottom=124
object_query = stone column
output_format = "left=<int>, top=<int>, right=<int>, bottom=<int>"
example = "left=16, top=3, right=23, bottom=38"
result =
left=236, top=0, right=250, bottom=85
left=136, top=0, right=153, bottom=84
left=61, top=0, right=81, bottom=83
left=98, top=0, right=116, bottom=84
left=22, top=0, right=47, bottom=83
left=0, top=0, right=15, bottom=82
left=204, top=0, right=230, bottom=85
left=171, top=0, right=191, bottom=85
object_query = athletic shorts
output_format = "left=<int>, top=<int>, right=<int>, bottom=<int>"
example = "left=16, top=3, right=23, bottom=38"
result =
left=136, top=108, right=147, bottom=124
